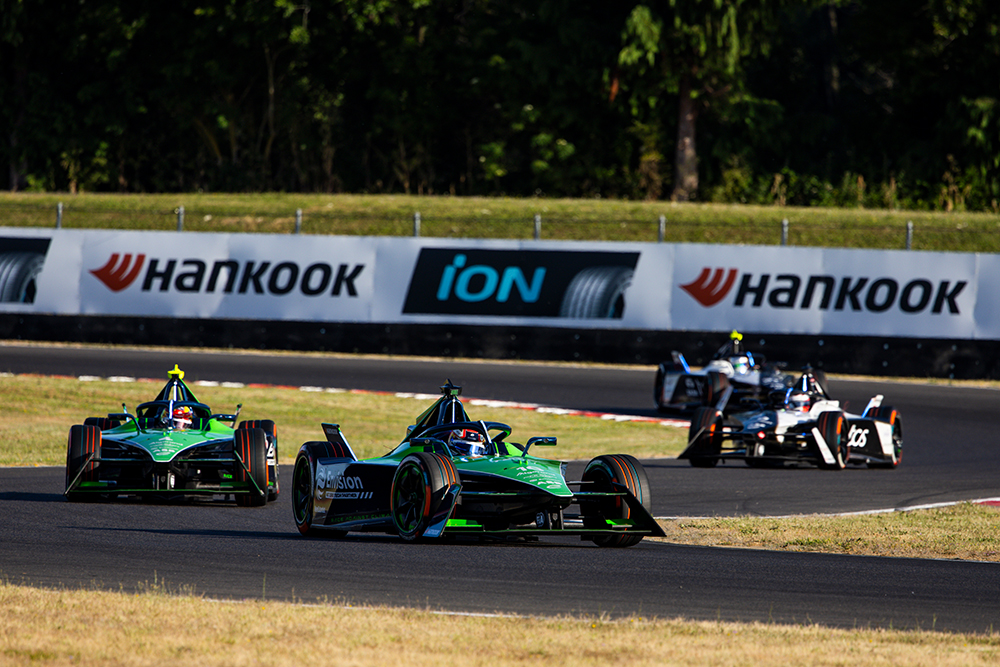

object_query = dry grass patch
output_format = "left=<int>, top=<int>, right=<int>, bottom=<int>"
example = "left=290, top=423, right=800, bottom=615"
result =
left=656, top=503, right=1000, bottom=562
left=1, top=583, right=998, bottom=667
left=0, top=374, right=685, bottom=466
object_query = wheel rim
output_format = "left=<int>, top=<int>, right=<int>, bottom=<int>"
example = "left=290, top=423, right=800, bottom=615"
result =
left=392, top=462, right=428, bottom=537
left=292, top=458, right=313, bottom=526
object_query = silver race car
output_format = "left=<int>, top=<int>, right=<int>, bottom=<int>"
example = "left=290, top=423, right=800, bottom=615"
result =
left=654, top=331, right=794, bottom=414
left=679, top=370, right=902, bottom=470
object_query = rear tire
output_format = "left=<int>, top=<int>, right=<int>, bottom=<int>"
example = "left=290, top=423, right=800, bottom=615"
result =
left=390, top=452, right=452, bottom=542
left=867, top=406, right=902, bottom=469
left=687, top=407, right=723, bottom=467
left=235, top=428, right=268, bottom=507
left=815, top=411, right=848, bottom=470
left=581, top=454, right=652, bottom=547
left=65, top=425, right=101, bottom=502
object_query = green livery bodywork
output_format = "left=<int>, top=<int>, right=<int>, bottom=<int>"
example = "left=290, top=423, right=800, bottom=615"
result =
left=292, top=380, right=666, bottom=546
left=65, top=365, right=279, bottom=505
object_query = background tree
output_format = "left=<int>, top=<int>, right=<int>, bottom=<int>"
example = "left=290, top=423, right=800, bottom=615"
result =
left=616, top=0, right=793, bottom=201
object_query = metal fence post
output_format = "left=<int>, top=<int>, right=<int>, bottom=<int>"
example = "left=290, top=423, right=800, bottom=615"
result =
left=177, top=206, right=184, bottom=232
left=56, top=202, right=63, bottom=229
left=413, top=212, right=421, bottom=237
left=295, top=208, right=302, bottom=234
left=906, top=220, right=913, bottom=250
left=534, top=214, right=541, bottom=240
left=658, top=215, right=665, bottom=243
left=781, top=218, right=789, bottom=246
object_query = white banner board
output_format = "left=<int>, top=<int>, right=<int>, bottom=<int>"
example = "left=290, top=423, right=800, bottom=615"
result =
left=1, top=227, right=995, bottom=340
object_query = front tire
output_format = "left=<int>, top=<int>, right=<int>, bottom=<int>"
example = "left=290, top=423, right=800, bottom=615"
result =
left=65, top=424, right=101, bottom=502
left=703, top=371, right=729, bottom=408
left=390, top=452, right=453, bottom=542
left=687, top=407, right=723, bottom=467
left=867, top=406, right=902, bottom=469
left=292, top=442, right=340, bottom=536
left=581, top=454, right=652, bottom=547
left=84, top=417, right=121, bottom=430
left=239, top=420, right=279, bottom=501
left=235, top=428, right=268, bottom=507
left=815, top=411, right=848, bottom=470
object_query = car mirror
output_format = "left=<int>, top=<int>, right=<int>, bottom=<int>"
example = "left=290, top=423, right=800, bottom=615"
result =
left=523, top=436, right=557, bottom=456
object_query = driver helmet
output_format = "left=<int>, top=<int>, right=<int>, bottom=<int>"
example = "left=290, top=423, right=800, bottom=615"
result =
left=448, top=428, right=486, bottom=457
left=171, top=406, right=193, bottom=429
left=732, top=355, right=751, bottom=375
left=788, top=391, right=811, bottom=413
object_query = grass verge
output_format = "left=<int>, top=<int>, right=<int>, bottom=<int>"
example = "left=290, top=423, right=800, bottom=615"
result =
left=656, top=503, right=1000, bottom=563
left=2, top=191, right=998, bottom=251
left=1, top=582, right=997, bottom=666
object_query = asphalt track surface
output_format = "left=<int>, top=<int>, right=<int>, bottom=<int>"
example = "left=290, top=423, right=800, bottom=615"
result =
left=2, top=344, right=1000, bottom=632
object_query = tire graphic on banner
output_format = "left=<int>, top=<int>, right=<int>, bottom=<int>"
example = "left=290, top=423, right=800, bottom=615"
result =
left=559, top=266, right=633, bottom=319
left=0, top=252, right=45, bottom=303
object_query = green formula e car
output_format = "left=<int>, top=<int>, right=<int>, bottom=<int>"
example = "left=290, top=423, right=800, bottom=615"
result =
left=292, top=381, right=665, bottom=546
left=64, top=365, right=279, bottom=505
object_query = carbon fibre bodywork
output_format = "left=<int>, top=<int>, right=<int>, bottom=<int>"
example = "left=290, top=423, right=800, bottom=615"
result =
left=292, top=381, right=665, bottom=546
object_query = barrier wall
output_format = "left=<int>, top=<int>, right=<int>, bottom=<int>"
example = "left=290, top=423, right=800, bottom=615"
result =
left=2, top=227, right=997, bottom=377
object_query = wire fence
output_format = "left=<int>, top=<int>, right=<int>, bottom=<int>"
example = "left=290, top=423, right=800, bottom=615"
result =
left=2, top=199, right=998, bottom=253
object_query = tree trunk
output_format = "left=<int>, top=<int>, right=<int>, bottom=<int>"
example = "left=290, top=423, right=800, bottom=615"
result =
left=672, top=71, right=699, bottom=202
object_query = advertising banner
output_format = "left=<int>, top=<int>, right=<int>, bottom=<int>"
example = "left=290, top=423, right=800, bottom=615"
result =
left=0, top=227, right=995, bottom=340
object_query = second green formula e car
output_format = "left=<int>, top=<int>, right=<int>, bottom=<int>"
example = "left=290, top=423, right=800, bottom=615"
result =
left=64, top=365, right=279, bottom=505
left=292, top=381, right=665, bottom=547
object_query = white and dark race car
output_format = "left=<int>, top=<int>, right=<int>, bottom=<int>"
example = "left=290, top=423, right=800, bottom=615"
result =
left=679, top=370, right=902, bottom=470
left=654, top=331, right=795, bottom=414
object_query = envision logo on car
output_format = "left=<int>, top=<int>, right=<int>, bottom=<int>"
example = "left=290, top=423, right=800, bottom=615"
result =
left=680, top=266, right=967, bottom=315
left=403, top=248, right=638, bottom=319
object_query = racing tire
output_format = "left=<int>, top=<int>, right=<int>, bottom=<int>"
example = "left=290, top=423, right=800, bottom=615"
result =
left=390, top=452, right=453, bottom=542
left=687, top=407, right=723, bottom=467
left=292, top=442, right=345, bottom=537
left=867, top=406, right=903, bottom=469
left=84, top=417, right=122, bottom=430
left=65, top=424, right=102, bottom=502
left=580, top=454, right=652, bottom=548
left=703, top=371, right=729, bottom=408
left=0, top=252, right=45, bottom=303
left=234, top=428, right=269, bottom=507
left=653, top=365, right=666, bottom=411
left=558, top=266, right=633, bottom=319
left=240, top=420, right=279, bottom=501
left=815, top=411, right=848, bottom=470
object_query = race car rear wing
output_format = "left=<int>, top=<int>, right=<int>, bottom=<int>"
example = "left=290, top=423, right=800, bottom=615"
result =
left=322, top=423, right=359, bottom=461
